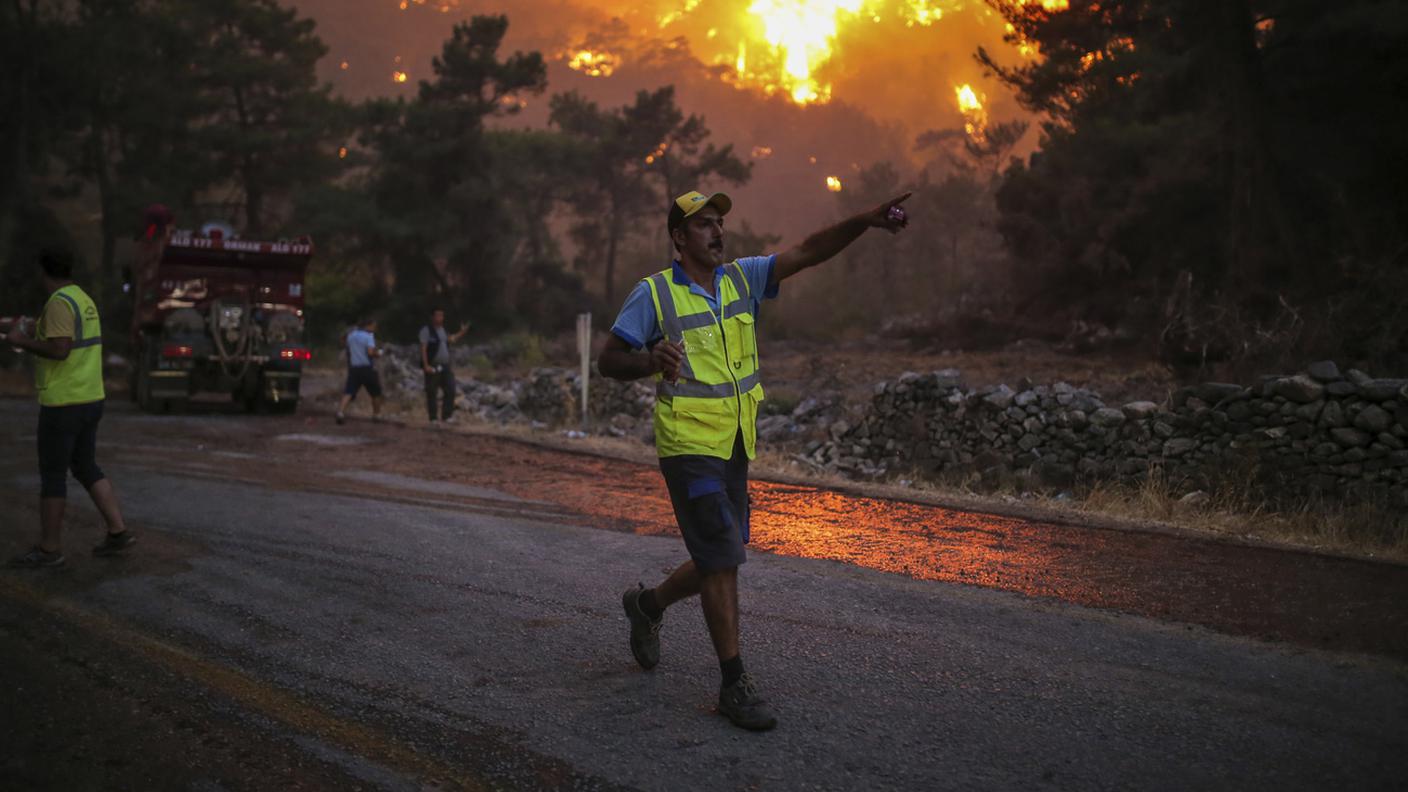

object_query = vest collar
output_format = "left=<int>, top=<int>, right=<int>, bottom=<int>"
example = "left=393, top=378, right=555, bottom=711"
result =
left=670, top=260, right=728, bottom=298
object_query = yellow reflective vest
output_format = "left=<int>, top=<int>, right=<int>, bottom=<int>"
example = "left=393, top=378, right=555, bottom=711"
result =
left=35, top=284, right=105, bottom=407
left=644, top=262, right=765, bottom=459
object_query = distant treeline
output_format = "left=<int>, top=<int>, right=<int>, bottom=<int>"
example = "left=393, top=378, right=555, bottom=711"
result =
left=2, top=0, right=1404, bottom=372
left=0, top=1, right=751, bottom=344
left=977, top=0, right=1408, bottom=372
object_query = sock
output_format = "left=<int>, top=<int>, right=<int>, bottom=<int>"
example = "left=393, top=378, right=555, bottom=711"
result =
left=720, top=655, right=744, bottom=687
left=638, top=588, right=664, bottom=621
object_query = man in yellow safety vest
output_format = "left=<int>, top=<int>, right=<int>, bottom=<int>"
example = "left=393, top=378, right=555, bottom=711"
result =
left=599, top=188, right=910, bottom=731
left=5, top=249, right=135, bottom=568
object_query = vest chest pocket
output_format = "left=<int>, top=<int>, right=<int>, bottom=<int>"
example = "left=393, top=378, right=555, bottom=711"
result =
left=724, top=311, right=756, bottom=369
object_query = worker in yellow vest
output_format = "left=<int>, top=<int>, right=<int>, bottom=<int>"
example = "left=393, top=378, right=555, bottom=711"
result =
left=600, top=188, right=910, bottom=731
left=5, top=249, right=135, bottom=568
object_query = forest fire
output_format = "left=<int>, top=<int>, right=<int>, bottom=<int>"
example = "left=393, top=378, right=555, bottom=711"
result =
left=362, top=0, right=1063, bottom=146
left=567, top=49, right=618, bottom=77
left=675, top=0, right=957, bottom=105
left=955, top=82, right=987, bottom=141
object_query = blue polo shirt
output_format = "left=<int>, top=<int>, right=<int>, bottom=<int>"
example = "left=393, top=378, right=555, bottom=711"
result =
left=610, top=255, right=779, bottom=350
left=346, top=329, right=377, bottom=367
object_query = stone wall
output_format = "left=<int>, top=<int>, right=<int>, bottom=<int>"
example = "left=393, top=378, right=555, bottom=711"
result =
left=377, top=342, right=1407, bottom=502
left=802, top=362, right=1408, bottom=503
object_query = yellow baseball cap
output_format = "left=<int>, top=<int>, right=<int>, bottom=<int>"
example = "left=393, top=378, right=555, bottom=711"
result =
left=667, top=190, right=732, bottom=232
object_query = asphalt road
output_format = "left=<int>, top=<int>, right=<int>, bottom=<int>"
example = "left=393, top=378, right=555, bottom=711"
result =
left=1, top=398, right=1405, bottom=791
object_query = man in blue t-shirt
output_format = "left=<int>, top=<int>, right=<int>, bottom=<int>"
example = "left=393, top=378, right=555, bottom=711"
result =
left=599, top=188, right=912, bottom=732
left=336, top=318, right=383, bottom=425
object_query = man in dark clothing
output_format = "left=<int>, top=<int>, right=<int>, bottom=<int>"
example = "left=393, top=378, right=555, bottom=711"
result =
left=419, top=308, right=468, bottom=425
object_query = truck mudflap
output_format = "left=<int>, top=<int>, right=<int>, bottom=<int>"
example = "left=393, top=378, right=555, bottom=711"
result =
left=261, top=370, right=301, bottom=407
left=147, top=370, right=191, bottom=400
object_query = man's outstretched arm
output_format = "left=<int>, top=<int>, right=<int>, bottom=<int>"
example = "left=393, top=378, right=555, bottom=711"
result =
left=771, top=192, right=910, bottom=286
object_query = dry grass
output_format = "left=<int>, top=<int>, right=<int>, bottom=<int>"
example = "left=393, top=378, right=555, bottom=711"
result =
left=1039, top=472, right=1408, bottom=563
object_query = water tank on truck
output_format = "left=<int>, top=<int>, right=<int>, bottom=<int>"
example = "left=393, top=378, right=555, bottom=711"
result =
left=128, top=209, right=314, bottom=413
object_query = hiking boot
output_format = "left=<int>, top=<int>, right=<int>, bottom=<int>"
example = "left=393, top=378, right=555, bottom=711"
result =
left=622, top=584, right=663, bottom=670
left=93, top=531, right=137, bottom=557
left=718, top=673, right=778, bottom=731
left=335, top=412, right=346, bottom=425
left=8, top=547, right=66, bottom=569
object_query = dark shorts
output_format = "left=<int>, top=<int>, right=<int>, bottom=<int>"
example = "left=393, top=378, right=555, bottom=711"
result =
left=344, top=366, right=383, bottom=398
left=659, top=433, right=750, bottom=573
left=37, top=400, right=106, bottom=498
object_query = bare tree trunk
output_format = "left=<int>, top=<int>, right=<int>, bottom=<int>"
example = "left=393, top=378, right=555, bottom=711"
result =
left=1210, top=0, right=1299, bottom=306
left=604, top=209, right=620, bottom=306
left=0, top=0, right=39, bottom=260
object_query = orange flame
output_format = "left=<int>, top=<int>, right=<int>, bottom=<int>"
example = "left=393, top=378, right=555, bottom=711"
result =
left=652, top=1, right=965, bottom=106
left=955, top=82, right=987, bottom=142
left=566, top=49, right=619, bottom=77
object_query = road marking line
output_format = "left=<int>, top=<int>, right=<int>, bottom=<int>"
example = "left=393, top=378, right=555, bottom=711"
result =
left=0, top=577, right=493, bottom=792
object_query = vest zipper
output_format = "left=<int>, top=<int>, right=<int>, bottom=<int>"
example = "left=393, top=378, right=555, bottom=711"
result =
left=703, top=296, right=744, bottom=431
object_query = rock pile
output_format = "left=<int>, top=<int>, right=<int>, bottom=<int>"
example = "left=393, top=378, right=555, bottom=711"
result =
left=803, top=362, right=1408, bottom=503
left=377, top=345, right=654, bottom=430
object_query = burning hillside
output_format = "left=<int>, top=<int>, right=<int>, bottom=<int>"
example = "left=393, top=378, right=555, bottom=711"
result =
left=291, top=0, right=1051, bottom=238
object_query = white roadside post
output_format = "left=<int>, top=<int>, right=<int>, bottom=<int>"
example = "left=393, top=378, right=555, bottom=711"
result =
left=576, top=312, right=591, bottom=429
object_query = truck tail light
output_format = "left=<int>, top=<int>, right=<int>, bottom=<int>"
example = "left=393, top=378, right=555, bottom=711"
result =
left=161, top=344, right=194, bottom=358
left=280, top=348, right=312, bottom=361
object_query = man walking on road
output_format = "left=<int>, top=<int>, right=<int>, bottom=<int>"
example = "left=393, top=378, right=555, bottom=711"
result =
left=5, top=249, right=135, bottom=568
left=598, top=188, right=910, bottom=730
left=420, top=308, right=468, bottom=425
left=335, top=318, right=383, bottom=425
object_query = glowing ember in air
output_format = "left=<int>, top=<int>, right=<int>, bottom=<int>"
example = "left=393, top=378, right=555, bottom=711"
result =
left=826, top=175, right=843, bottom=192
left=392, top=70, right=408, bottom=83
left=339, top=60, right=349, bottom=70
left=955, top=83, right=987, bottom=143
left=395, top=0, right=462, bottom=10
left=751, top=145, right=774, bottom=159
left=338, top=146, right=348, bottom=159
left=566, top=49, right=618, bottom=78
left=644, top=141, right=670, bottom=165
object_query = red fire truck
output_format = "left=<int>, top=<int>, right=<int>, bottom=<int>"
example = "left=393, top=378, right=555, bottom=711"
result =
left=129, top=216, right=314, bottom=413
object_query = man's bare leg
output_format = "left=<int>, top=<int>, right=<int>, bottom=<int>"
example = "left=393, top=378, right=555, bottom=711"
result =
left=86, top=479, right=127, bottom=536
left=39, top=497, right=65, bottom=553
left=698, top=567, right=740, bottom=663
left=654, top=559, right=702, bottom=607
